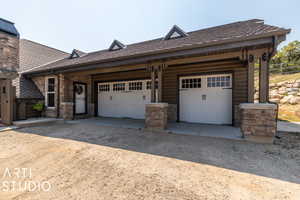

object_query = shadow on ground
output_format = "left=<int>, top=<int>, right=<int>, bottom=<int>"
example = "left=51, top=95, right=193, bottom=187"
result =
left=15, top=121, right=300, bottom=184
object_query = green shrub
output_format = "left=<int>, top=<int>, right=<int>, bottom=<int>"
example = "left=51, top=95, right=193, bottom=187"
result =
left=32, top=102, right=45, bottom=112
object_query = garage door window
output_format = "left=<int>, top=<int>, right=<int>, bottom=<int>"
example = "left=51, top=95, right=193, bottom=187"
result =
left=207, top=76, right=231, bottom=88
left=181, top=78, right=201, bottom=89
left=113, top=83, right=125, bottom=91
left=129, top=82, right=143, bottom=90
left=99, top=84, right=110, bottom=92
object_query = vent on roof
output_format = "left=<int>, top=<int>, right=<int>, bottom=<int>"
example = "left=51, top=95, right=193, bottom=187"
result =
left=109, top=40, right=126, bottom=51
left=164, top=25, right=188, bottom=40
left=69, top=49, right=86, bottom=59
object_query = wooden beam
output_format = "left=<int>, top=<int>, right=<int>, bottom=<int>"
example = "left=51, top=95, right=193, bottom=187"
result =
left=151, top=69, right=156, bottom=103
left=157, top=68, right=163, bottom=102
left=247, top=54, right=255, bottom=103
left=259, top=52, right=269, bottom=103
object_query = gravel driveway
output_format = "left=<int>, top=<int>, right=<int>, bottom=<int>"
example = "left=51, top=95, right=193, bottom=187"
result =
left=0, top=122, right=299, bottom=200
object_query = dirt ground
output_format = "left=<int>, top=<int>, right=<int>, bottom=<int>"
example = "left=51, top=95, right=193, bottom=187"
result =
left=0, top=122, right=299, bottom=200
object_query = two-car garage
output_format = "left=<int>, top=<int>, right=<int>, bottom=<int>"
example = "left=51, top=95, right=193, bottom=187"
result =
left=97, top=73, right=233, bottom=125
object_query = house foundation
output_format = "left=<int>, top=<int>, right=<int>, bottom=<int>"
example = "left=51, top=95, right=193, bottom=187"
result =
left=239, top=103, right=277, bottom=137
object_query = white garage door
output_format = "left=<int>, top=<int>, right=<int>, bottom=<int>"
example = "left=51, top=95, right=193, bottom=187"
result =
left=179, top=74, right=232, bottom=124
left=98, top=80, right=152, bottom=119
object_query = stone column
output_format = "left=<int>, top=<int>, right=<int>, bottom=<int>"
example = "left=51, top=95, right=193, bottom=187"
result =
left=61, top=102, right=74, bottom=120
left=145, top=103, right=168, bottom=131
left=239, top=103, right=277, bottom=137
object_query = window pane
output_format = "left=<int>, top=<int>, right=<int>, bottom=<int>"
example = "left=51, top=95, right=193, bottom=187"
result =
left=47, top=93, right=55, bottom=107
left=48, top=78, right=55, bottom=92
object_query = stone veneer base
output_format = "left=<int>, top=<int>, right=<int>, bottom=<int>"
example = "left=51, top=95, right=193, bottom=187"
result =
left=239, top=103, right=277, bottom=137
left=145, top=103, right=168, bottom=130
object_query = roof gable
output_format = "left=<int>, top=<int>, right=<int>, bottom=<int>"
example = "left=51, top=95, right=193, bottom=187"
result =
left=69, top=49, right=86, bottom=59
left=109, top=40, right=126, bottom=51
left=70, top=49, right=80, bottom=59
left=164, top=25, right=188, bottom=40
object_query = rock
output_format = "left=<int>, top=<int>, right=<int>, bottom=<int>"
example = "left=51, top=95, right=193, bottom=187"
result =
left=292, top=82, right=300, bottom=88
left=291, top=88, right=299, bottom=92
left=278, top=90, right=287, bottom=95
left=270, top=94, right=282, bottom=99
left=277, top=82, right=285, bottom=87
left=288, top=91, right=298, bottom=95
left=269, top=83, right=276, bottom=88
left=286, top=88, right=293, bottom=92
left=286, top=84, right=293, bottom=88
left=298, top=93, right=300, bottom=96
left=278, top=87, right=286, bottom=91
left=280, top=95, right=293, bottom=104
left=296, top=79, right=300, bottom=83
left=289, top=96, right=300, bottom=105
left=269, top=98, right=280, bottom=103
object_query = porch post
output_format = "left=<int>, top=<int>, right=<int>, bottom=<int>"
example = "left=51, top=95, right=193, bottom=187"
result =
left=157, top=67, right=163, bottom=102
left=259, top=52, right=269, bottom=103
left=247, top=54, right=255, bottom=103
left=151, top=67, right=156, bottom=103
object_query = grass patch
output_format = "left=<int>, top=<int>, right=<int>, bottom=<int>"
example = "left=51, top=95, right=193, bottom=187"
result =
left=278, top=104, right=300, bottom=122
left=270, top=72, right=300, bottom=84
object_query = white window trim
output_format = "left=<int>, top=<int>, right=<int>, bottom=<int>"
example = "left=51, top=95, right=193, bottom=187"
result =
left=45, top=76, right=56, bottom=109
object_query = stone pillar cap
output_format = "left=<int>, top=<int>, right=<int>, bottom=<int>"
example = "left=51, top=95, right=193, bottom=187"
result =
left=239, top=103, right=277, bottom=110
left=146, top=103, right=168, bottom=108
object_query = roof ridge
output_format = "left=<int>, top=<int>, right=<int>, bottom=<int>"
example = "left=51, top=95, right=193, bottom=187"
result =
left=21, top=39, right=69, bottom=55
left=84, top=19, right=268, bottom=56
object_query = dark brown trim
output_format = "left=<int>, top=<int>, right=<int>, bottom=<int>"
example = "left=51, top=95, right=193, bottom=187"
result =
left=73, top=81, right=88, bottom=115
left=176, top=70, right=234, bottom=125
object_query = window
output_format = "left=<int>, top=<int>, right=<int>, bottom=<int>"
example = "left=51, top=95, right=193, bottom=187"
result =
left=99, top=84, right=110, bottom=92
left=113, top=83, right=125, bottom=91
left=207, top=76, right=231, bottom=88
left=146, top=81, right=158, bottom=90
left=129, top=82, right=143, bottom=90
left=181, top=78, right=201, bottom=89
left=46, top=77, right=55, bottom=108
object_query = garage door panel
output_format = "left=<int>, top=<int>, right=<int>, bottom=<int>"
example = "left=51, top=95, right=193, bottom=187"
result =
left=179, top=74, right=232, bottom=124
left=98, top=80, right=150, bottom=119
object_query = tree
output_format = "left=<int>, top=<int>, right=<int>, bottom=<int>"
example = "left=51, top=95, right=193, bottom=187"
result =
left=271, top=40, right=300, bottom=67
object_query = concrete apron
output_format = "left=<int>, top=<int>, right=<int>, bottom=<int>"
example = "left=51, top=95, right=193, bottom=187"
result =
left=68, top=117, right=243, bottom=140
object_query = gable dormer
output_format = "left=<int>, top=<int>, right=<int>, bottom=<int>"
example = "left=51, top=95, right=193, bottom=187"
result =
left=109, top=40, right=126, bottom=51
left=164, top=25, right=188, bottom=40
left=69, top=49, right=86, bottom=59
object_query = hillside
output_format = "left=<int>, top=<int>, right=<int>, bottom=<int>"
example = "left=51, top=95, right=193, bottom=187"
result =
left=267, top=72, right=300, bottom=122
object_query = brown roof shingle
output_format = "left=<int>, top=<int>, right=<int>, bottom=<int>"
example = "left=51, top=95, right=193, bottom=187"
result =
left=25, top=19, right=290, bottom=75
left=14, top=39, right=69, bottom=98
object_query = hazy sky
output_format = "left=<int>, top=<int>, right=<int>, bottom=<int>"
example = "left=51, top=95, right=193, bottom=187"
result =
left=2, top=0, right=299, bottom=53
